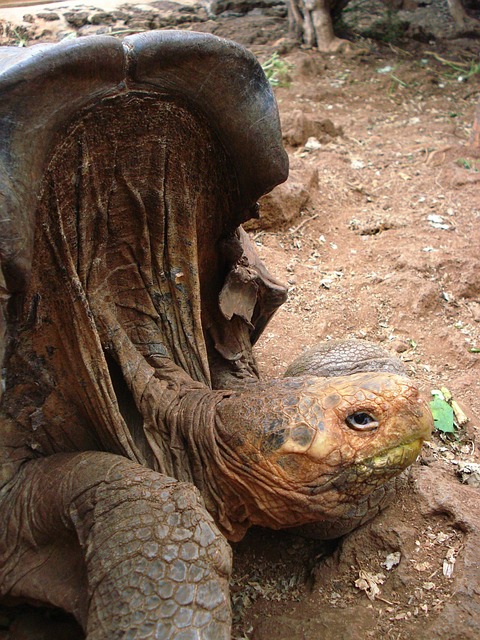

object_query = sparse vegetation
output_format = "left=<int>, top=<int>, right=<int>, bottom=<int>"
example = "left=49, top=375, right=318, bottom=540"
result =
left=261, top=53, right=291, bottom=88
left=426, top=51, right=480, bottom=83
left=0, top=23, right=28, bottom=47
left=456, top=158, right=479, bottom=171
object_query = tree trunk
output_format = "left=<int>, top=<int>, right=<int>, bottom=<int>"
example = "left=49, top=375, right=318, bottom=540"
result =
left=287, top=0, right=351, bottom=51
left=447, top=0, right=470, bottom=28
left=447, top=0, right=480, bottom=34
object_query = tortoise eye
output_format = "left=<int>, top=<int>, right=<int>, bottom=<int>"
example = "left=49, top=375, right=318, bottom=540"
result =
left=345, top=412, right=378, bottom=431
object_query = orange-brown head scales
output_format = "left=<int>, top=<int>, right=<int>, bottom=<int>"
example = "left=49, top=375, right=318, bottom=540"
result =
left=212, top=372, right=432, bottom=540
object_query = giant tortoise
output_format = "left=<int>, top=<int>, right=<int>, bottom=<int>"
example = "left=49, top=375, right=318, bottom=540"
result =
left=0, top=31, right=432, bottom=639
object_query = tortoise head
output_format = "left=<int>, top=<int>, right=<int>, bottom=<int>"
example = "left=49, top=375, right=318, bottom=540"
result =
left=213, top=371, right=433, bottom=540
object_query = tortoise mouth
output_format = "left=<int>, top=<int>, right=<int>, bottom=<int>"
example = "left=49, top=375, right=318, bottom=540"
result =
left=358, top=437, right=424, bottom=471
left=310, top=438, right=424, bottom=495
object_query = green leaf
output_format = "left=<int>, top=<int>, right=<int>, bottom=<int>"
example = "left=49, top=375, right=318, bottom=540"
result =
left=429, top=396, right=455, bottom=433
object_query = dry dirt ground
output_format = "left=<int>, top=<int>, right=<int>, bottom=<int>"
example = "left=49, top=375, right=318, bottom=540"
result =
left=0, top=2, right=480, bottom=639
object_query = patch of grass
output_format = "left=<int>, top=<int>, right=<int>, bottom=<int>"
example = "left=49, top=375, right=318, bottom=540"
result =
left=261, top=53, right=291, bottom=89
left=450, top=60, right=480, bottom=82
left=387, top=71, right=409, bottom=96
left=426, top=51, right=480, bottom=83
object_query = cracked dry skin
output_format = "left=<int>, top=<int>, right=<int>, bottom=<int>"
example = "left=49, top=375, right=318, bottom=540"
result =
left=0, top=32, right=433, bottom=639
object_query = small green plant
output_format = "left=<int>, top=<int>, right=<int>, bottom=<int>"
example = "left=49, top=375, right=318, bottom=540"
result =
left=261, top=53, right=291, bottom=88
left=430, top=388, right=468, bottom=434
left=11, top=27, right=27, bottom=48
left=2, top=23, right=28, bottom=47
left=455, top=158, right=479, bottom=172
left=388, top=72, right=408, bottom=96
left=430, top=391, right=455, bottom=433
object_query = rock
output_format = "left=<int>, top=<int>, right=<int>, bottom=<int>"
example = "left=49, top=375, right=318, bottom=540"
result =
left=90, top=12, right=117, bottom=26
left=247, top=166, right=319, bottom=230
left=390, top=339, right=410, bottom=353
left=271, top=36, right=298, bottom=54
left=282, top=110, right=343, bottom=147
left=112, top=10, right=128, bottom=21
left=124, top=19, right=153, bottom=29
left=209, top=0, right=284, bottom=16
left=264, top=5, right=287, bottom=17
left=304, top=136, right=322, bottom=151
left=36, top=13, right=60, bottom=22
left=63, top=12, right=89, bottom=28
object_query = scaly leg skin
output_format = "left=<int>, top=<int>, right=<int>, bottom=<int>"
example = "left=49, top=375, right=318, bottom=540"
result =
left=0, top=449, right=231, bottom=639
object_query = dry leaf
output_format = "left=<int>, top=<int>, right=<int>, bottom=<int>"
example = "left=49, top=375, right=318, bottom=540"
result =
left=354, top=570, right=385, bottom=601
left=443, top=548, right=456, bottom=578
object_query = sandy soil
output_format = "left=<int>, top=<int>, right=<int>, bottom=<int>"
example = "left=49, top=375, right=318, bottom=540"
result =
left=0, top=2, right=479, bottom=639
left=235, top=38, right=480, bottom=640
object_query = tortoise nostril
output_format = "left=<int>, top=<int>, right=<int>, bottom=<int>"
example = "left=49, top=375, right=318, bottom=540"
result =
left=345, top=412, right=379, bottom=431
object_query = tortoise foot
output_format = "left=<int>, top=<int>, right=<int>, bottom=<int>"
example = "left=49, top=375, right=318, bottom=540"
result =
left=0, top=453, right=232, bottom=640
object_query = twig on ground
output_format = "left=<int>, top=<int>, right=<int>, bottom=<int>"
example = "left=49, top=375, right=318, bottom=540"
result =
left=388, top=43, right=413, bottom=57
left=290, top=214, right=319, bottom=234
left=376, top=595, right=399, bottom=606
left=424, top=52, right=469, bottom=69
left=426, top=146, right=452, bottom=166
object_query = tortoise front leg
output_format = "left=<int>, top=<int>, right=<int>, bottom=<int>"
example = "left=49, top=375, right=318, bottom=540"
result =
left=0, top=450, right=231, bottom=639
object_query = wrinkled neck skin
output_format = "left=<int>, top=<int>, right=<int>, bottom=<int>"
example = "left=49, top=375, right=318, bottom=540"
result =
left=97, top=316, right=244, bottom=538
left=181, top=406, right=305, bottom=542
left=167, top=386, right=304, bottom=543
left=172, top=385, right=324, bottom=542
left=168, top=388, right=247, bottom=539
left=170, top=380, right=355, bottom=542
left=67, top=318, right=312, bottom=542
left=172, top=386, right=353, bottom=543
left=105, top=342, right=248, bottom=539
